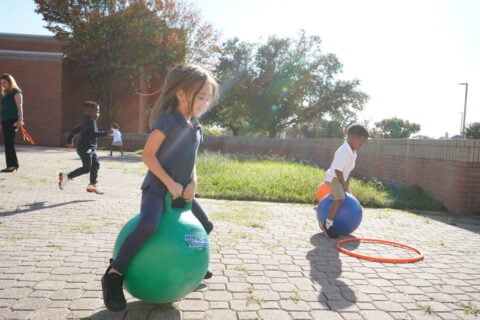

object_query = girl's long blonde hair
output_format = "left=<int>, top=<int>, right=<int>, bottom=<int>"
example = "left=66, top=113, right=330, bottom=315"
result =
left=148, top=64, right=219, bottom=127
left=0, top=73, right=20, bottom=95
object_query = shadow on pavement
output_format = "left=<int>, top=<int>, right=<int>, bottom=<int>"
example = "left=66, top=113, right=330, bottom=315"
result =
left=411, top=210, right=480, bottom=234
left=83, top=301, right=181, bottom=320
left=0, top=200, right=95, bottom=217
left=306, top=233, right=359, bottom=310
left=98, top=154, right=143, bottom=163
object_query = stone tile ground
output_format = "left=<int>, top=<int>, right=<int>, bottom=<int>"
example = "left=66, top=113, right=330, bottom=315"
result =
left=0, top=146, right=479, bottom=320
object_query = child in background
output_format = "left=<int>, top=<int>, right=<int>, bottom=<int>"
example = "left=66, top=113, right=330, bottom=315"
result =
left=59, top=101, right=108, bottom=194
left=101, top=64, right=218, bottom=312
left=110, top=123, right=124, bottom=156
left=320, top=123, right=369, bottom=238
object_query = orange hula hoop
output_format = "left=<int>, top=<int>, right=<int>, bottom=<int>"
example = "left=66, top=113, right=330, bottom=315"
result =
left=336, top=238, right=424, bottom=263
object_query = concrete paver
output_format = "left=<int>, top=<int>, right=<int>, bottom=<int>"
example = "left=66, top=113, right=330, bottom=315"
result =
left=1, top=146, right=480, bottom=320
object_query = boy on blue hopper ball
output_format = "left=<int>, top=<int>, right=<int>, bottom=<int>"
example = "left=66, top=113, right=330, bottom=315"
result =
left=320, top=123, right=369, bottom=239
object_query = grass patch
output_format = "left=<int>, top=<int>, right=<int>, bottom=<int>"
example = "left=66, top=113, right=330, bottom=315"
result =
left=234, top=264, right=252, bottom=276
left=416, top=302, right=433, bottom=314
left=289, top=289, right=300, bottom=303
left=65, top=224, right=95, bottom=234
left=457, top=301, right=480, bottom=315
left=4, top=234, right=32, bottom=241
left=197, top=152, right=319, bottom=203
left=246, top=286, right=264, bottom=305
left=196, top=151, right=444, bottom=211
left=209, top=202, right=275, bottom=228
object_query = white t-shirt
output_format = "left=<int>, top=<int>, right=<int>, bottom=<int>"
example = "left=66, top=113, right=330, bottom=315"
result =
left=324, top=140, right=357, bottom=182
left=112, top=128, right=122, bottom=143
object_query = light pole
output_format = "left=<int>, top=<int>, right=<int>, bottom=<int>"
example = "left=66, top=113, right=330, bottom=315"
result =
left=458, top=82, right=468, bottom=139
left=459, top=112, right=463, bottom=136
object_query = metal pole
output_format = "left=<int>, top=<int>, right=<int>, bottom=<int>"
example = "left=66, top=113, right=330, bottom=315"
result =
left=458, top=83, right=469, bottom=139
left=459, top=112, right=463, bottom=136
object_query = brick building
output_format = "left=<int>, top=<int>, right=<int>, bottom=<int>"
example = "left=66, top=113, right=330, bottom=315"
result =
left=0, top=32, right=155, bottom=146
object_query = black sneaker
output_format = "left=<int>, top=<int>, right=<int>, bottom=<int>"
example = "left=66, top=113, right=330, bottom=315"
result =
left=101, top=266, right=126, bottom=312
left=326, top=226, right=339, bottom=239
left=319, top=222, right=339, bottom=239
left=204, top=269, right=213, bottom=279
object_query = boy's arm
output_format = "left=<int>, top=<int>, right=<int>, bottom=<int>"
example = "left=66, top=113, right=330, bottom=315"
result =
left=66, top=125, right=82, bottom=146
left=334, top=169, right=347, bottom=192
left=84, top=119, right=107, bottom=138
left=92, top=120, right=108, bottom=138
left=94, top=129, right=108, bottom=138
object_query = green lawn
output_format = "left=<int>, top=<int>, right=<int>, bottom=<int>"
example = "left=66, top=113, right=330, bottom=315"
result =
left=196, top=151, right=444, bottom=212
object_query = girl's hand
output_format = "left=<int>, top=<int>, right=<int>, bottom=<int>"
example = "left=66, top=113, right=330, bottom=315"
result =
left=168, top=181, right=184, bottom=199
left=182, top=180, right=197, bottom=201
left=16, top=120, right=24, bottom=128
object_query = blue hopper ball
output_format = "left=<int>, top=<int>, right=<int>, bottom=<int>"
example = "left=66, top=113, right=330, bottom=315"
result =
left=316, top=192, right=363, bottom=235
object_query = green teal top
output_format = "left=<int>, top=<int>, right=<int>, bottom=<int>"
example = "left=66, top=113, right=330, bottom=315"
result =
left=1, top=88, right=22, bottom=121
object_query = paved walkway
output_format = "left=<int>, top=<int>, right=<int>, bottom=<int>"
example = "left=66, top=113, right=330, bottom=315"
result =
left=1, top=146, right=480, bottom=320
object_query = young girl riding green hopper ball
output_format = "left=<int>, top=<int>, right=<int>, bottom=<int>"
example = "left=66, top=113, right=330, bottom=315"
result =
left=102, top=64, right=219, bottom=312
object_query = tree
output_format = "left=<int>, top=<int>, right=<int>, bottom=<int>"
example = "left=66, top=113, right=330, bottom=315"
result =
left=211, top=31, right=368, bottom=138
left=35, top=0, right=219, bottom=126
left=202, top=38, right=255, bottom=136
left=374, top=117, right=421, bottom=138
left=466, top=122, right=480, bottom=139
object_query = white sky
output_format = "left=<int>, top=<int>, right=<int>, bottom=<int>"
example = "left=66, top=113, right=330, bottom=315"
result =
left=2, top=0, right=479, bottom=138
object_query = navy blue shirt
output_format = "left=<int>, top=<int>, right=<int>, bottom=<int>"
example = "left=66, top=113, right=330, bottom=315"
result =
left=67, top=115, right=107, bottom=152
left=141, top=110, right=202, bottom=195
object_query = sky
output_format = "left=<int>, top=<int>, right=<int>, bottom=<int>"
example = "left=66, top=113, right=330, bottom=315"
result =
left=1, top=0, right=479, bottom=138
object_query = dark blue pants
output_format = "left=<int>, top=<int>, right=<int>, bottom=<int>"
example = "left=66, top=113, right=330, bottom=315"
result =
left=68, top=149, right=99, bottom=184
left=1, top=120, right=19, bottom=168
left=111, top=192, right=213, bottom=273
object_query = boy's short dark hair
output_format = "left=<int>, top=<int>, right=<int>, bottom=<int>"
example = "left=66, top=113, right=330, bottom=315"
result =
left=347, top=123, right=369, bottom=138
left=112, top=123, right=119, bottom=129
left=83, top=101, right=99, bottom=110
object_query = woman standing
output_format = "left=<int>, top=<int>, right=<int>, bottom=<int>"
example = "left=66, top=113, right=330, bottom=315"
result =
left=0, top=73, right=24, bottom=172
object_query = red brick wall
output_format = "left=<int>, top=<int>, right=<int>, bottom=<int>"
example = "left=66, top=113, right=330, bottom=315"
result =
left=1, top=33, right=64, bottom=145
left=0, top=33, right=64, bottom=52
left=1, top=33, right=162, bottom=147
left=114, top=74, right=166, bottom=135
left=61, top=62, right=96, bottom=135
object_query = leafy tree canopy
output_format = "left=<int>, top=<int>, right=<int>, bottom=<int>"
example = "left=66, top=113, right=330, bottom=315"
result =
left=466, top=122, right=480, bottom=139
left=204, top=31, right=368, bottom=138
left=35, top=0, right=219, bottom=125
left=374, top=117, right=421, bottom=138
